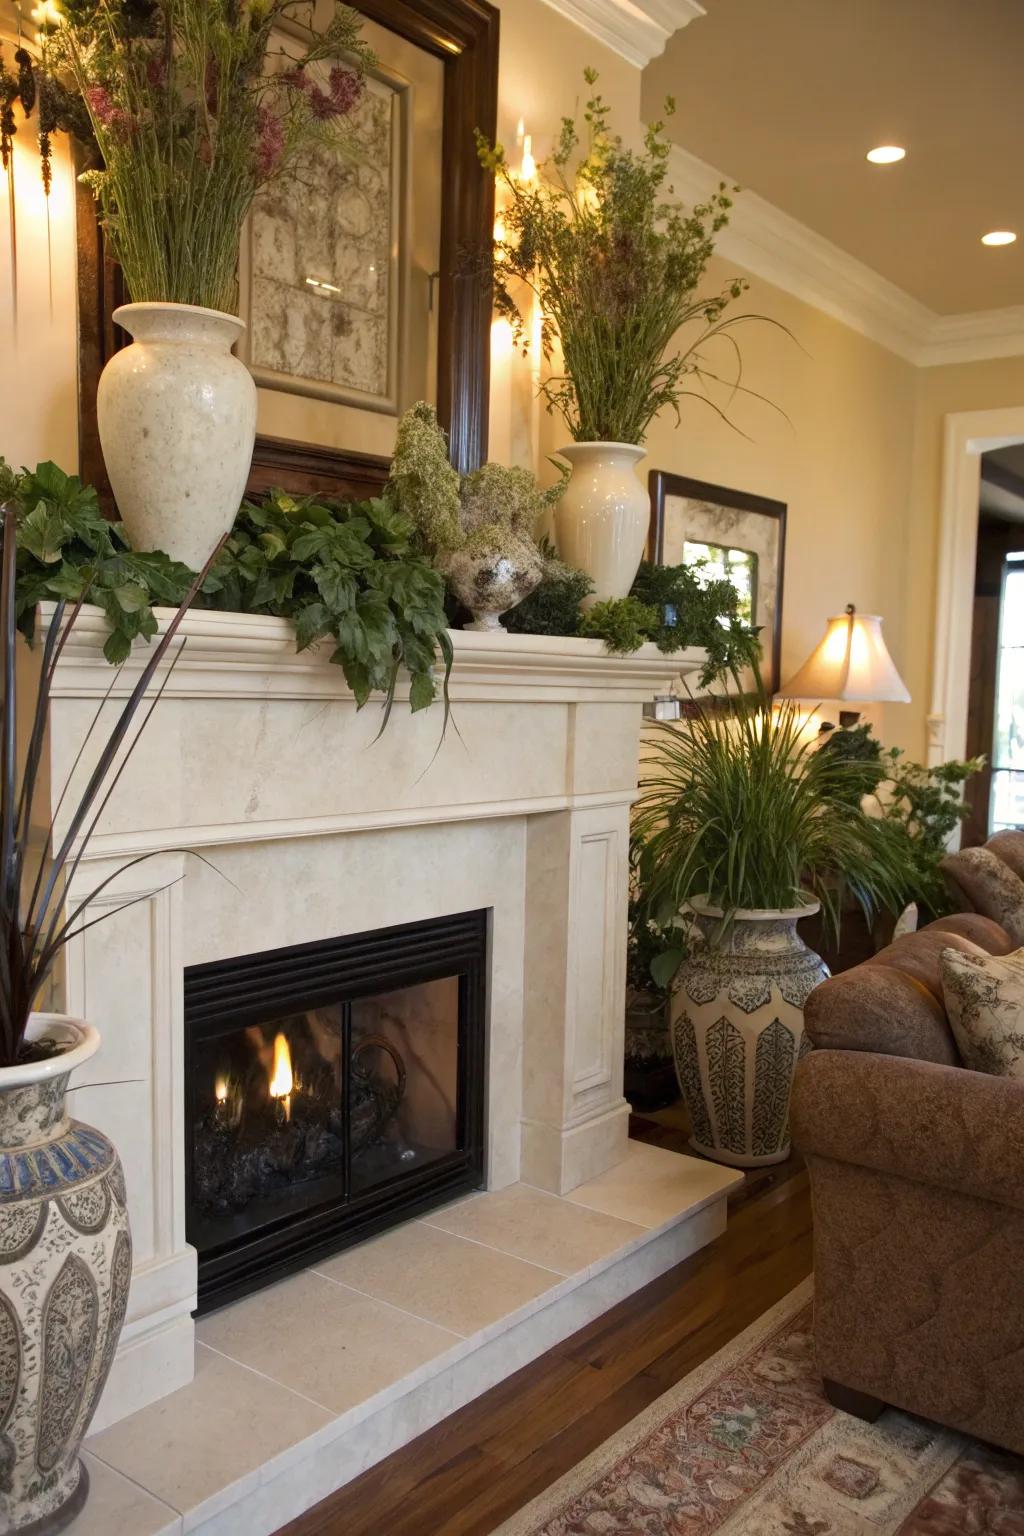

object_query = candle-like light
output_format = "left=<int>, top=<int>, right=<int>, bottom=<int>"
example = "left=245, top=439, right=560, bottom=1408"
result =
left=269, top=1032, right=294, bottom=1122
left=519, top=134, right=536, bottom=184
left=214, top=1076, right=228, bottom=1105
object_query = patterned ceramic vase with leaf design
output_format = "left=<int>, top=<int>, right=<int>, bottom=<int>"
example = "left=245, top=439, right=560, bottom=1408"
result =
left=0, top=1015, right=131, bottom=1533
left=670, top=898, right=829, bottom=1168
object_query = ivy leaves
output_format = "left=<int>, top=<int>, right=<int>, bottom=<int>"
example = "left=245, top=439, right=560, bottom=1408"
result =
left=4, top=464, right=451, bottom=716
left=9, top=460, right=195, bottom=664
left=203, top=490, right=449, bottom=714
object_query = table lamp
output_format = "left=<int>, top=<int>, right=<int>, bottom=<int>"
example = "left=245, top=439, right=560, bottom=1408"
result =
left=775, top=604, right=910, bottom=726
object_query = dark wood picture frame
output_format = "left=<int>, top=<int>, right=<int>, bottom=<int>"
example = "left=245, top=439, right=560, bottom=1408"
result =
left=75, top=0, right=499, bottom=503
left=648, top=470, right=788, bottom=692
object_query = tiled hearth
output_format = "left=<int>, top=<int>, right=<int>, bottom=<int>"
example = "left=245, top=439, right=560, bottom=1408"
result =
left=70, top=1143, right=738, bottom=1535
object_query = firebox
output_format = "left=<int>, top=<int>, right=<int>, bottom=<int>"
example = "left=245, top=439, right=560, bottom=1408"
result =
left=184, top=910, right=488, bottom=1311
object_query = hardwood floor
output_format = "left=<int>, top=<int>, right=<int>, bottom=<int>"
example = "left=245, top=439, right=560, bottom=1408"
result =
left=279, top=1116, right=812, bottom=1536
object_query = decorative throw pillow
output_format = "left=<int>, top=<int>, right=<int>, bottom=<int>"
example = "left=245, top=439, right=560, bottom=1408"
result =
left=941, top=945, right=1024, bottom=1079
left=939, top=846, right=1024, bottom=946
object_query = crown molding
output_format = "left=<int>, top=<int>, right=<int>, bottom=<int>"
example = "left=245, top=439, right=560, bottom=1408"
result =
left=668, top=144, right=1024, bottom=368
left=536, top=0, right=705, bottom=68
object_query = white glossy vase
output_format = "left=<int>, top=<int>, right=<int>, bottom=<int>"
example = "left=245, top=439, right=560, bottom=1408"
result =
left=0, top=1016, right=131, bottom=1532
left=670, top=898, right=829, bottom=1168
left=554, top=442, right=648, bottom=605
left=97, top=302, right=258, bottom=570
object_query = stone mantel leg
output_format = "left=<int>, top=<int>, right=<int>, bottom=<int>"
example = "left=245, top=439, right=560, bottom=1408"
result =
left=520, top=795, right=632, bottom=1194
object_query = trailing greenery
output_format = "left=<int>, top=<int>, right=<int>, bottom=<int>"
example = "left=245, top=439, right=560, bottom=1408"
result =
left=822, top=724, right=984, bottom=915
left=3, top=459, right=196, bottom=665
left=476, top=69, right=780, bottom=445
left=579, top=597, right=658, bottom=654
left=504, top=552, right=762, bottom=687
left=501, top=541, right=594, bottom=636
left=52, top=0, right=373, bottom=311
left=203, top=490, right=451, bottom=714
left=634, top=691, right=910, bottom=982
left=3, top=461, right=451, bottom=716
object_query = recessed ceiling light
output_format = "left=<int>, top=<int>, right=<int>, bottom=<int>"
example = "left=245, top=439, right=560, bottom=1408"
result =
left=981, top=230, right=1017, bottom=247
left=866, top=145, right=906, bottom=165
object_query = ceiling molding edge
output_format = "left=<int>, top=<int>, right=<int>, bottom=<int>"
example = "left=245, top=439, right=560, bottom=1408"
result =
left=668, top=144, right=1024, bottom=369
left=536, top=0, right=706, bottom=69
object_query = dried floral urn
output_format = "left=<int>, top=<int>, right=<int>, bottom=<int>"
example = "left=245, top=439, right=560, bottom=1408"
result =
left=554, top=443, right=649, bottom=605
left=97, top=302, right=257, bottom=570
left=0, top=1015, right=131, bottom=1533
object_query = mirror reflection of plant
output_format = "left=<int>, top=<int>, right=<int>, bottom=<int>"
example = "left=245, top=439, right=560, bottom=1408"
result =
left=51, top=0, right=374, bottom=311
left=476, top=69, right=786, bottom=446
left=634, top=689, right=910, bottom=984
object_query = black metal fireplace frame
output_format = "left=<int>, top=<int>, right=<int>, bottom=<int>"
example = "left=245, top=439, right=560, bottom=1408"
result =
left=184, top=909, right=488, bottom=1312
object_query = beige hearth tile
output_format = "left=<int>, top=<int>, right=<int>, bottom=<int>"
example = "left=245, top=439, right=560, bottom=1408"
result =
left=67, top=1454, right=182, bottom=1535
left=314, top=1220, right=562, bottom=1336
left=85, top=1341, right=332, bottom=1524
left=196, top=1270, right=461, bottom=1415
left=421, top=1183, right=648, bottom=1275
left=561, top=1139, right=742, bottom=1229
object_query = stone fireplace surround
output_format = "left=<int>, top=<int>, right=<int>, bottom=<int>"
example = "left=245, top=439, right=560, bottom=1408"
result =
left=36, top=612, right=740, bottom=1530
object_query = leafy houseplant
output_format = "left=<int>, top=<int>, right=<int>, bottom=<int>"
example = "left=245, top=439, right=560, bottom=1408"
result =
left=0, top=502, right=217, bottom=1531
left=386, top=402, right=565, bottom=632
left=4, top=459, right=451, bottom=719
left=634, top=693, right=907, bottom=1167
left=477, top=70, right=777, bottom=603
left=52, top=0, right=374, bottom=569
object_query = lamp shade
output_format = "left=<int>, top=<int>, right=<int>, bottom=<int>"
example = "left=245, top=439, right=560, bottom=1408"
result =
left=776, top=606, right=911, bottom=704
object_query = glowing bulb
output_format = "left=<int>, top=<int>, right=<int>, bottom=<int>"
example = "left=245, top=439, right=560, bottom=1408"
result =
left=866, top=145, right=905, bottom=165
left=981, top=230, right=1017, bottom=247
left=31, top=0, right=63, bottom=26
left=493, top=213, right=507, bottom=245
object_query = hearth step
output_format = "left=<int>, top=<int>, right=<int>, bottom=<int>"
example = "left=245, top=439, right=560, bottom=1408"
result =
left=75, top=1140, right=740, bottom=1536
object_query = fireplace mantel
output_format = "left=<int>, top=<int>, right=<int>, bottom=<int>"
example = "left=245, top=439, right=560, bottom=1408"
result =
left=39, top=614, right=706, bottom=1431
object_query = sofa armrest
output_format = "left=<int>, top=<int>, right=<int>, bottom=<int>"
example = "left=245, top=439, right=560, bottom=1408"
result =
left=791, top=1049, right=1024, bottom=1213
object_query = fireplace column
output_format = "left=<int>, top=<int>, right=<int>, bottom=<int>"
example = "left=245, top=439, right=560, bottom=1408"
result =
left=520, top=792, right=632, bottom=1195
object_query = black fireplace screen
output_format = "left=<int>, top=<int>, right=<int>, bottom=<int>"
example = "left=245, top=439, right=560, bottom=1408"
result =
left=185, top=911, right=487, bottom=1311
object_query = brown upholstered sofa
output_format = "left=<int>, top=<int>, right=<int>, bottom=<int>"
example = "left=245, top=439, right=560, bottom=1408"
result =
left=791, top=832, right=1024, bottom=1454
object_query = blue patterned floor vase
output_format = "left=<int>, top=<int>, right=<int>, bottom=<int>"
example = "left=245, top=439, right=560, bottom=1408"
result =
left=670, top=901, right=829, bottom=1168
left=0, top=1017, right=130, bottom=1534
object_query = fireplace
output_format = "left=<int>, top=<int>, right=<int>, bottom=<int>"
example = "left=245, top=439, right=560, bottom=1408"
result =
left=185, top=910, right=488, bottom=1311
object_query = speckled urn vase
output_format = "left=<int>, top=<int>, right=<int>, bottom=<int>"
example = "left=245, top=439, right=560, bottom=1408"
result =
left=0, top=1016, right=131, bottom=1534
left=554, top=443, right=648, bottom=605
left=670, top=899, right=829, bottom=1168
left=444, top=537, right=545, bottom=633
left=97, top=302, right=257, bottom=570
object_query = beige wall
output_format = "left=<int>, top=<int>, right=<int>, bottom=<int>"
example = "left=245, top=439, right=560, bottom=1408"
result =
left=2, top=0, right=1023, bottom=761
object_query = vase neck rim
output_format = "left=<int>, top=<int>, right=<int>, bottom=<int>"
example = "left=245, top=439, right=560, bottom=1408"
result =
left=0, top=1014, right=99, bottom=1089
left=688, top=895, right=820, bottom=922
left=113, top=301, right=245, bottom=346
left=556, top=441, right=646, bottom=462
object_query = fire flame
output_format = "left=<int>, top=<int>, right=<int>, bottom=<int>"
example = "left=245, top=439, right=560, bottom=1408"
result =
left=269, top=1033, right=294, bottom=1102
left=214, top=1076, right=228, bottom=1104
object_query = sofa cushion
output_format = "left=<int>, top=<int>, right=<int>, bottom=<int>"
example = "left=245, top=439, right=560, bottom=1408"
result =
left=941, top=945, right=1024, bottom=1079
left=920, top=911, right=1014, bottom=955
left=804, top=965, right=960, bottom=1065
left=987, top=830, right=1024, bottom=882
left=866, top=929, right=989, bottom=1002
left=940, top=846, right=1024, bottom=945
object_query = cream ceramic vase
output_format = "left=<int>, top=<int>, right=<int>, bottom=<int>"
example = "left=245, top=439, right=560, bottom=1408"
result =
left=670, top=899, right=829, bottom=1168
left=554, top=442, right=649, bottom=604
left=97, top=302, right=258, bottom=570
left=0, top=1016, right=131, bottom=1533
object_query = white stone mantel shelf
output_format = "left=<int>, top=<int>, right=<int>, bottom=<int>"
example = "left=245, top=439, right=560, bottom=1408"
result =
left=38, top=613, right=709, bottom=1440
left=51, top=607, right=706, bottom=706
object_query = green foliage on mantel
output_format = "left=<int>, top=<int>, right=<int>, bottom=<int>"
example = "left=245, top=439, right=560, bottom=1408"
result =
left=2, top=461, right=451, bottom=717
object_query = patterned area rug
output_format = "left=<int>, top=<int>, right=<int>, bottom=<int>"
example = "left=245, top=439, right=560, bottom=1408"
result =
left=495, top=1279, right=1024, bottom=1535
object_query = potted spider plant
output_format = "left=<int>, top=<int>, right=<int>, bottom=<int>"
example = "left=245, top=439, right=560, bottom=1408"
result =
left=50, top=0, right=372, bottom=569
left=477, top=70, right=777, bottom=604
left=0, top=504, right=216, bottom=1532
left=634, top=691, right=907, bottom=1167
